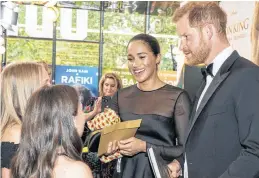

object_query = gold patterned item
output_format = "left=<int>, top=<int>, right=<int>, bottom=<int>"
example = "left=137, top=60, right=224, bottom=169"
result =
left=86, top=108, right=142, bottom=163
left=86, top=108, right=122, bottom=163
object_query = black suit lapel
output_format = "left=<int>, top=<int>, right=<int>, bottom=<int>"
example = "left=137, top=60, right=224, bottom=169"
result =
left=189, top=80, right=206, bottom=122
left=185, top=80, right=206, bottom=141
left=185, top=50, right=240, bottom=144
left=194, top=72, right=229, bottom=120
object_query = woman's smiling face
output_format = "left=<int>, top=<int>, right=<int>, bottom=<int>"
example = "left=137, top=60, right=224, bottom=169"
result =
left=127, top=40, right=160, bottom=84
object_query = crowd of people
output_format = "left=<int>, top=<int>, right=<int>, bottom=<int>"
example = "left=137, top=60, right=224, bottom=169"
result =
left=1, top=2, right=259, bottom=178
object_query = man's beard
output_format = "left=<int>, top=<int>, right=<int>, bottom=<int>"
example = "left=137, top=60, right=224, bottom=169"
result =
left=184, top=39, right=211, bottom=66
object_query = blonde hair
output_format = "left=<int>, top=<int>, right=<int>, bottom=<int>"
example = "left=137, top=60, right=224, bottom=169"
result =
left=37, top=61, right=51, bottom=76
left=1, top=62, right=45, bottom=136
left=99, top=73, right=122, bottom=97
left=173, top=2, right=227, bottom=38
left=251, top=2, right=259, bottom=64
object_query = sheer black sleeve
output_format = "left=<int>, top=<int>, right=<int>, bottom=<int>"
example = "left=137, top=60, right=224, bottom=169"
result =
left=146, top=91, right=191, bottom=160
left=110, top=91, right=119, bottom=114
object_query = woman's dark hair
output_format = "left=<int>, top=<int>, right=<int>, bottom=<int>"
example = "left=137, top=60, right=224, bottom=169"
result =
left=127, top=33, right=161, bottom=56
left=73, top=84, right=93, bottom=108
left=11, top=85, right=83, bottom=178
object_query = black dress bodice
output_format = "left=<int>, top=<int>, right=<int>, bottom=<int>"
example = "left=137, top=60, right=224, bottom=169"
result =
left=111, top=84, right=191, bottom=178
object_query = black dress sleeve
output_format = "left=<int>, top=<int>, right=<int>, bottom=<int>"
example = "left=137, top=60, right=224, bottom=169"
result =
left=146, top=91, right=191, bottom=160
left=110, top=91, right=119, bottom=114
left=1, top=142, right=19, bottom=168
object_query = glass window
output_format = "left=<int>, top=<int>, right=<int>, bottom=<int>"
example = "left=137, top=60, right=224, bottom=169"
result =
left=4, top=1, right=181, bottom=88
left=102, top=7, right=146, bottom=87
left=147, top=2, right=181, bottom=86
left=56, top=8, right=100, bottom=41
left=56, top=41, right=99, bottom=66
left=10, top=5, right=54, bottom=38
left=57, top=1, right=100, bottom=10
left=6, top=37, right=52, bottom=63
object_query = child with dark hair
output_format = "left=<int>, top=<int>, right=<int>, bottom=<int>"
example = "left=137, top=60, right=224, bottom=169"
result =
left=11, top=85, right=93, bottom=178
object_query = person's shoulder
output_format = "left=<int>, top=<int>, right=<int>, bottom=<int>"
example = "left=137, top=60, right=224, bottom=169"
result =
left=229, top=54, right=259, bottom=78
left=70, top=161, right=93, bottom=178
left=54, top=159, right=93, bottom=178
left=164, top=84, right=186, bottom=93
left=231, top=60, right=259, bottom=88
left=234, top=58, right=259, bottom=76
left=119, top=84, right=136, bottom=92
left=235, top=55, right=258, bottom=68
left=241, top=67, right=259, bottom=81
left=161, top=84, right=190, bottom=101
left=116, top=84, right=137, bottom=96
left=1, top=124, right=21, bottom=144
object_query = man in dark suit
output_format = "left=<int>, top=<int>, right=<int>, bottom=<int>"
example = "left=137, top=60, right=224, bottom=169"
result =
left=182, top=64, right=204, bottom=103
left=168, top=2, right=259, bottom=178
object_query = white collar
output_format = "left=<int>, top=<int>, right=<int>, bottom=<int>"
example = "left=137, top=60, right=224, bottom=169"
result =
left=209, top=46, right=234, bottom=76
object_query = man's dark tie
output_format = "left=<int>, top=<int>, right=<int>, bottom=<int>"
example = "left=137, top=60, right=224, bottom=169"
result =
left=201, top=63, right=214, bottom=79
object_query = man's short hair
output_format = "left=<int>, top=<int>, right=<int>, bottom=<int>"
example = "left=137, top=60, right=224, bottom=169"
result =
left=173, top=2, right=227, bottom=37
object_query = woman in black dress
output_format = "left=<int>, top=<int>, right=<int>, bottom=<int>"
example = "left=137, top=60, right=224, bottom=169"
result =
left=108, top=34, right=191, bottom=178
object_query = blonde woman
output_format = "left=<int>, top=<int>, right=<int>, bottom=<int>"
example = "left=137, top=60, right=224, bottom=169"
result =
left=99, top=73, right=122, bottom=96
left=98, top=73, right=122, bottom=111
left=82, top=73, right=123, bottom=178
left=1, top=62, right=50, bottom=178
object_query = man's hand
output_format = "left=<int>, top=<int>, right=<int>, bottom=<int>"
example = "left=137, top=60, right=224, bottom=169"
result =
left=168, top=159, right=182, bottom=178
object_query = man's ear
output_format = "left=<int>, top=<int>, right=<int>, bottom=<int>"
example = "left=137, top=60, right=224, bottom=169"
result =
left=203, top=24, right=213, bottom=40
left=156, top=54, right=161, bottom=65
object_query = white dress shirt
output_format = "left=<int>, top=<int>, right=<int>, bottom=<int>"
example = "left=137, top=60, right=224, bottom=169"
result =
left=184, top=46, right=234, bottom=178
left=196, top=46, right=234, bottom=110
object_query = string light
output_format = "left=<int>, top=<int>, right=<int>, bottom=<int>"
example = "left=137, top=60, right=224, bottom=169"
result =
left=44, top=0, right=59, bottom=22
left=46, top=6, right=59, bottom=22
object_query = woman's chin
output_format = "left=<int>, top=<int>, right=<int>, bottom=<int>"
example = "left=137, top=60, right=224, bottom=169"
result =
left=135, top=78, right=146, bottom=84
left=104, top=93, right=113, bottom=97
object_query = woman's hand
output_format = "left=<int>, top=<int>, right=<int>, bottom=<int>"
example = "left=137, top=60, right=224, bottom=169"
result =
left=106, top=140, right=119, bottom=155
left=168, top=159, right=182, bottom=178
left=84, top=97, right=102, bottom=121
left=92, top=97, right=102, bottom=115
left=118, top=137, right=146, bottom=156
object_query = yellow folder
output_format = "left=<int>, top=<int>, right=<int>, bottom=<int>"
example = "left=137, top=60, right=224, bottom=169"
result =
left=98, top=119, right=142, bottom=156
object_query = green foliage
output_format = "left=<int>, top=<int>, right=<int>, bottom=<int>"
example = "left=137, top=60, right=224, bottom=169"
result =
left=56, top=41, right=99, bottom=66
left=102, top=11, right=144, bottom=69
left=150, top=14, right=177, bottom=35
left=6, top=3, right=179, bottom=73
left=7, top=38, right=52, bottom=63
